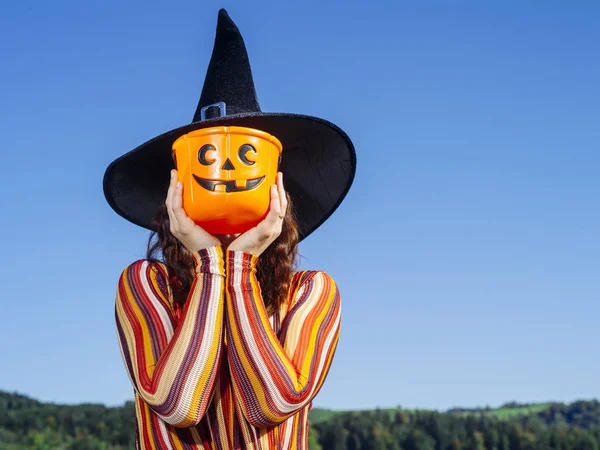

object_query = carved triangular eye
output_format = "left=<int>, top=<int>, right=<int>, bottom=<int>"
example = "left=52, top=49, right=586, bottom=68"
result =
left=238, top=144, right=256, bottom=166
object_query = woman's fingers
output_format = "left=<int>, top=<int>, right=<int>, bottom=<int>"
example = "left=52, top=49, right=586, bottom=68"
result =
left=171, top=180, right=195, bottom=233
left=260, top=174, right=287, bottom=233
left=165, top=170, right=174, bottom=209
left=277, top=172, right=287, bottom=217
left=166, top=170, right=179, bottom=232
left=254, top=184, right=279, bottom=238
left=268, top=184, right=282, bottom=224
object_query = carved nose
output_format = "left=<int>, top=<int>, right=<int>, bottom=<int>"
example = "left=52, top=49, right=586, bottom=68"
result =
left=221, top=158, right=235, bottom=170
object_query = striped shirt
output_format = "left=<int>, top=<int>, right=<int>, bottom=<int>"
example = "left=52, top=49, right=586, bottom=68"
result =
left=114, top=245, right=341, bottom=449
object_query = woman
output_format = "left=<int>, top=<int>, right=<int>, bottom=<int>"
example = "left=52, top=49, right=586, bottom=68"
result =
left=105, top=9, right=356, bottom=449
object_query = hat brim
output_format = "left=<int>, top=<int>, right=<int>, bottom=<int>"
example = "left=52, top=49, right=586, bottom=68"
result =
left=103, top=112, right=356, bottom=241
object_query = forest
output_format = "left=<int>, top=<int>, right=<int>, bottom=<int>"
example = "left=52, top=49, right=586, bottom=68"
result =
left=1, top=390, right=599, bottom=449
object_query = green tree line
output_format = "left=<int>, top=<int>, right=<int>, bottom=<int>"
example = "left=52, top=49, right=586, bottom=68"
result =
left=1, top=390, right=598, bottom=449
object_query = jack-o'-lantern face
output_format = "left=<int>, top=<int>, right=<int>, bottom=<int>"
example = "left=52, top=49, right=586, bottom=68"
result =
left=171, top=126, right=282, bottom=235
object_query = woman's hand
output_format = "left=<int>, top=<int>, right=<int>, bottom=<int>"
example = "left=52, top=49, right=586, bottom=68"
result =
left=227, top=172, right=287, bottom=256
left=166, top=169, right=221, bottom=254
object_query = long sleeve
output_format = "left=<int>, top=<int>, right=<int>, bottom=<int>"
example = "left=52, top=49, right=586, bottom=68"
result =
left=224, top=250, right=341, bottom=428
left=115, top=245, right=225, bottom=428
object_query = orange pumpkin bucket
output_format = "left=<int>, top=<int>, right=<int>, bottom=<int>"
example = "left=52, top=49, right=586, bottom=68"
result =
left=171, top=126, right=282, bottom=235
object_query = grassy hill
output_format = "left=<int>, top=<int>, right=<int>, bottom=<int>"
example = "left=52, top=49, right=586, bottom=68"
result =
left=451, top=403, right=552, bottom=418
left=309, top=406, right=429, bottom=424
left=309, top=402, right=552, bottom=424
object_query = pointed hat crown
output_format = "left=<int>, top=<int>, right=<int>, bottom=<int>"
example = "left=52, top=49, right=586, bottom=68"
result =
left=193, top=9, right=261, bottom=121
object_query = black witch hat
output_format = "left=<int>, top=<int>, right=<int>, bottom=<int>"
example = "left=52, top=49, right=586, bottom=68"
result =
left=103, top=9, right=356, bottom=241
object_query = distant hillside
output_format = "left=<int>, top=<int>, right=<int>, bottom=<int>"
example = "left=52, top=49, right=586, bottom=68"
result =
left=1, top=390, right=599, bottom=449
left=309, top=400, right=600, bottom=449
left=309, top=406, right=430, bottom=424
left=448, top=402, right=552, bottom=418
left=310, top=401, right=553, bottom=424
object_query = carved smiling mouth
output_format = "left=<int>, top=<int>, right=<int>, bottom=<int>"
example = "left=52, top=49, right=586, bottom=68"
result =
left=193, top=175, right=265, bottom=192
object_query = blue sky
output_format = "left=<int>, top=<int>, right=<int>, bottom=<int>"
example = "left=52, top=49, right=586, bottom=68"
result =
left=1, top=0, right=598, bottom=411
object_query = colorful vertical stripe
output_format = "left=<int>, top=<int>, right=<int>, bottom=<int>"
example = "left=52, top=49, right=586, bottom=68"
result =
left=114, top=245, right=341, bottom=449
left=115, top=245, right=225, bottom=428
left=225, top=249, right=341, bottom=429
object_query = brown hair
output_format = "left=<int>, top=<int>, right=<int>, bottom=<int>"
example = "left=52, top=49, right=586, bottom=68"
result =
left=146, top=193, right=300, bottom=316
